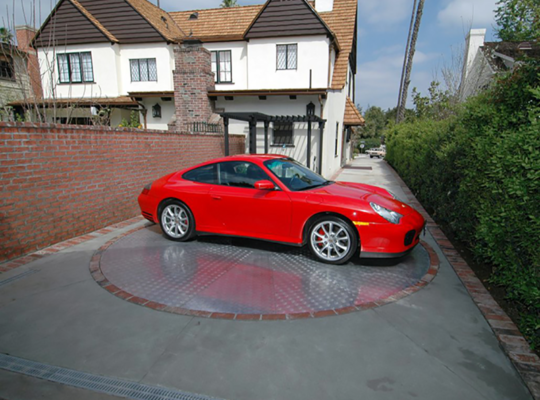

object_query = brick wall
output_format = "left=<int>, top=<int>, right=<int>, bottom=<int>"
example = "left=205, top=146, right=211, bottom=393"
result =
left=0, top=122, right=245, bottom=262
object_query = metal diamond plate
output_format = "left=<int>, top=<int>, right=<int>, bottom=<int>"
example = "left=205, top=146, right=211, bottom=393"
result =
left=100, top=225, right=430, bottom=315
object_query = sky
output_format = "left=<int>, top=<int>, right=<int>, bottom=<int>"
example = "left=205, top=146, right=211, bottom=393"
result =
left=1, top=0, right=499, bottom=111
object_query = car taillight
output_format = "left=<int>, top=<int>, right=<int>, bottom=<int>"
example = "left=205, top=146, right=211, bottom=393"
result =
left=141, top=182, right=152, bottom=195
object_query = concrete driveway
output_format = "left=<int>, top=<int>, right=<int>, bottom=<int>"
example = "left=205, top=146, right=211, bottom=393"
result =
left=0, top=155, right=533, bottom=400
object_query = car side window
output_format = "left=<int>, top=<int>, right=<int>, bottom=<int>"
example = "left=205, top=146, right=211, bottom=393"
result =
left=218, top=161, right=270, bottom=189
left=183, top=164, right=217, bottom=184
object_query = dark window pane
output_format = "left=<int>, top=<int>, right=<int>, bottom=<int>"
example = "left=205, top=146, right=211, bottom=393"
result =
left=183, top=164, right=217, bottom=184
left=81, top=52, right=93, bottom=82
left=219, top=161, right=269, bottom=189
left=148, top=58, right=157, bottom=81
left=130, top=59, right=140, bottom=82
left=277, top=45, right=287, bottom=70
left=287, top=44, right=297, bottom=69
left=140, top=60, right=149, bottom=81
left=58, top=54, right=69, bottom=83
left=69, top=53, right=82, bottom=82
left=273, top=123, right=293, bottom=145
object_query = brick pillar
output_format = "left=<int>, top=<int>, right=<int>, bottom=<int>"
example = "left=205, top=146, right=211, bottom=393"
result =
left=171, top=39, right=217, bottom=132
left=15, top=25, right=43, bottom=99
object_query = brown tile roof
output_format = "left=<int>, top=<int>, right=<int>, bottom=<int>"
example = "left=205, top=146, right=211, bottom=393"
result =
left=126, top=0, right=185, bottom=42
left=9, top=96, right=138, bottom=107
left=169, top=5, right=263, bottom=42
left=343, top=97, right=364, bottom=126
left=69, top=0, right=118, bottom=43
left=169, top=0, right=357, bottom=88
left=319, top=0, right=357, bottom=89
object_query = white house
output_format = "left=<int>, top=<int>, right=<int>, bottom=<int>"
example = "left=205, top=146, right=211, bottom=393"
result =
left=26, top=0, right=363, bottom=177
left=460, top=28, right=540, bottom=100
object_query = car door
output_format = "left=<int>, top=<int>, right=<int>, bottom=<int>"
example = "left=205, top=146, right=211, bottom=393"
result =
left=209, top=161, right=293, bottom=242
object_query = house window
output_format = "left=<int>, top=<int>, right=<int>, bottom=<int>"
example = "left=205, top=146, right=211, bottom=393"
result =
left=277, top=44, right=297, bottom=70
left=130, top=58, right=157, bottom=82
left=211, top=51, right=232, bottom=83
left=335, top=122, right=339, bottom=156
left=0, top=56, right=14, bottom=80
left=57, top=52, right=93, bottom=83
left=273, top=122, right=293, bottom=146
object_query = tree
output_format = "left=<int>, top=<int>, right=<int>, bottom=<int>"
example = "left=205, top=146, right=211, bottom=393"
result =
left=412, top=81, right=457, bottom=121
left=361, top=106, right=386, bottom=138
left=396, top=0, right=425, bottom=123
left=0, top=27, right=14, bottom=44
left=220, top=0, right=239, bottom=7
left=495, top=0, right=540, bottom=42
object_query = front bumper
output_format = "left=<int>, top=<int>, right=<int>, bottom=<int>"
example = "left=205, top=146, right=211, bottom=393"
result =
left=356, top=213, right=425, bottom=258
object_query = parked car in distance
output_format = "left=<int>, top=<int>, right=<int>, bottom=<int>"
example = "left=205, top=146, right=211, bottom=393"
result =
left=367, top=148, right=386, bottom=158
left=138, top=155, right=425, bottom=265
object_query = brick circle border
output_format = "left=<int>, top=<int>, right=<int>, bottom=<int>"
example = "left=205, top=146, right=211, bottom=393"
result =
left=90, top=226, right=440, bottom=320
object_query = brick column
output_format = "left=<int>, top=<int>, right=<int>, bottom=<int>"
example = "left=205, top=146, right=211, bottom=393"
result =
left=15, top=25, right=43, bottom=99
left=171, top=39, right=217, bottom=132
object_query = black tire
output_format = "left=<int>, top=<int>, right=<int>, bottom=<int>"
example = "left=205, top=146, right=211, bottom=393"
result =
left=159, top=199, right=196, bottom=242
left=307, top=216, right=358, bottom=265
left=369, top=155, right=373, bottom=158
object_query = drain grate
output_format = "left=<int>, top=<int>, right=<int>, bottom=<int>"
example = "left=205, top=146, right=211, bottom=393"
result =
left=0, top=353, right=224, bottom=400
left=0, top=270, right=38, bottom=288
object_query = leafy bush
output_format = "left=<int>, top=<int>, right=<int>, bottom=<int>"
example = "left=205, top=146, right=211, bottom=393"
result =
left=386, top=61, right=540, bottom=348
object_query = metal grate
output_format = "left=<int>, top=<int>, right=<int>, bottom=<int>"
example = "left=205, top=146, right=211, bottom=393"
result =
left=0, top=270, right=37, bottom=288
left=343, top=166, right=372, bottom=171
left=0, top=353, right=224, bottom=400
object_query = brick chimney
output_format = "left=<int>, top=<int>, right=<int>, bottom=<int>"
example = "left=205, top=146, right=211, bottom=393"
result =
left=170, top=39, right=218, bottom=132
left=15, top=25, right=43, bottom=98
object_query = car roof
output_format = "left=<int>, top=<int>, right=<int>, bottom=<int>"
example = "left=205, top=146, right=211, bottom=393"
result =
left=208, top=154, right=289, bottom=163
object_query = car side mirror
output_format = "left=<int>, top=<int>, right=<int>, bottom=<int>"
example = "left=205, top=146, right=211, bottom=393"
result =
left=255, top=180, right=275, bottom=190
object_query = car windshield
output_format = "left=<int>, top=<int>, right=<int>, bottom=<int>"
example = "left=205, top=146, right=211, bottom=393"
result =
left=264, top=158, right=331, bottom=191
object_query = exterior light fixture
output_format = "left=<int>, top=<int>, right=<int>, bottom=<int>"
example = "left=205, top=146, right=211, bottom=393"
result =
left=152, top=103, right=161, bottom=118
left=307, top=102, right=315, bottom=116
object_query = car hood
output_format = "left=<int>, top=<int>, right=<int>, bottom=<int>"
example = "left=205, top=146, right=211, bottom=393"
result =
left=311, top=181, right=416, bottom=216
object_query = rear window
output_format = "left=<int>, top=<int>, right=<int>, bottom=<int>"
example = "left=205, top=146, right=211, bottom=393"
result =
left=183, top=164, right=217, bottom=184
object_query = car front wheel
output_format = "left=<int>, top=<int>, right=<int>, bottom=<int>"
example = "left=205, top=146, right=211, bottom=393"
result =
left=308, top=217, right=358, bottom=265
left=159, top=200, right=195, bottom=242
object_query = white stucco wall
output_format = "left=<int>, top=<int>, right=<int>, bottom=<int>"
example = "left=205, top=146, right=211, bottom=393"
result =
left=203, top=42, right=248, bottom=90
left=139, top=97, right=175, bottom=130
left=38, top=42, right=175, bottom=99
left=247, top=36, right=330, bottom=90
left=38, top=43, right=119, bottom=99
left=118, top=43, right=175, bottom=94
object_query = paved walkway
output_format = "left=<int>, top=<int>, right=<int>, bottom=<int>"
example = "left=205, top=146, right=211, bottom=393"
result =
left=0, top=155, right=533, bottom=400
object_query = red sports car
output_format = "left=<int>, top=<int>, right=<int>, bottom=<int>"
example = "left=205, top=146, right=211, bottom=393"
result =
left=138, top=155, right=425, bottom=265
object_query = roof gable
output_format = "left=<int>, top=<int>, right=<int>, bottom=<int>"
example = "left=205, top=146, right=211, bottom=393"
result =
left=245, top=0, right=332, bottom=39
left=77, top=0, right=171, bottom=43
left=33, top=0, right=116, bottom=47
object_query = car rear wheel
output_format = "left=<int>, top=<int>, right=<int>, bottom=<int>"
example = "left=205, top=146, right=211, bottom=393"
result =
left=308, top=217, right=357, bottom=265
left=159, top=200, right=195, bottom=242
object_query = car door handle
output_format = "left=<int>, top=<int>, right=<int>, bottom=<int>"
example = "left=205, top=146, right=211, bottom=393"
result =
left=211, top=195, right=221, bottom=200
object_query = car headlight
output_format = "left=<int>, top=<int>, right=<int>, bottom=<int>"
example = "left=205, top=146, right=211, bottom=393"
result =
left=370, top=202, right=402, bottom=224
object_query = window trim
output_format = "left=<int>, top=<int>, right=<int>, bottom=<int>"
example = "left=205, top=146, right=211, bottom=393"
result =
left=130, top=58, right=158, bottom=83
left=57, top=52, right=94, bottom=84
left=276, top=44, right=298, bottom=71
left=211, top=50, right=233, bottom=84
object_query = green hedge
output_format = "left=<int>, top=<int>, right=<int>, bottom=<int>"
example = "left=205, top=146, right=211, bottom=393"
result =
left=386, top=62, right=540, bottom=348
